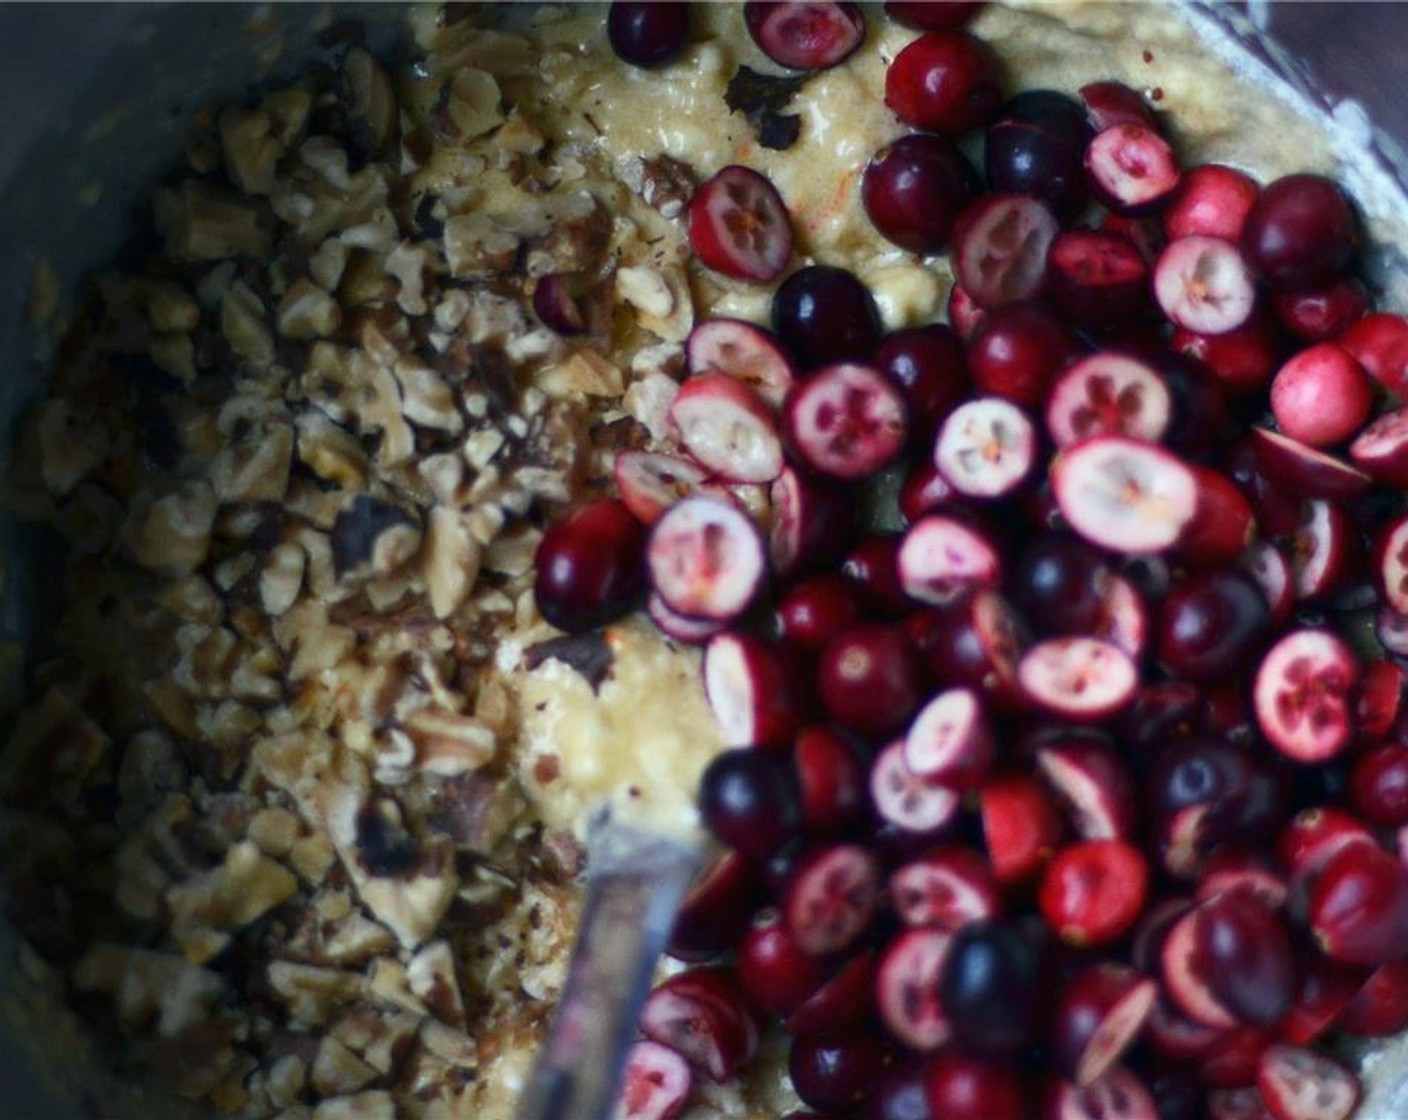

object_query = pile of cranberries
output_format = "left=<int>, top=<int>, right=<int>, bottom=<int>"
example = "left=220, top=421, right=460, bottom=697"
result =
left=534, top=3, right=1408, bottom=1119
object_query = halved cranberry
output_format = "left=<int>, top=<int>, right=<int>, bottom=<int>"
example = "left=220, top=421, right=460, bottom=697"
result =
left=1341, top=310, right=1408, bottom=397
left=534, top=498, right=646, bottom=633
left=785, top=362, right=908, bottom=479
left=794, top=725, right=868, bottom=836
left=883, top=30, right=1005, bottom=134
left=947, top=281, right=988, bottom=340
left=1046, top=230, right=1153, bottom=330
left=1252, top=628, right=1359, bottom=763
left=951, top=197, right=1060, bottom=313
left=1196, top=848, right=1288, bottom=911
left=787, top=949, right=876, bottom=1035
left=670, top=373, right=784, bottom=483
left=1045, top=352, right=1170, bottom=447
left=1051, top=964, right=1157, bottom=1087
left=941, top=920, right=1051, bottom=1053
left=890, top=845, right=1000, bottom=931
left=1161, top=908, right=1238, bottom=1030
left=1200, top=1028, right=1269, bottom=1090
left=923, top=1053, right=1026, bottom=1120
left=789, top=1030, right=890, bottom=1114
left=1042, top=1067, right=1159, bottom=1120
left=1241, top=173, right=1357, bottom=291
left=773, top=265, right=882, bottom=369
left=1153, top=235, right=1256, bottom=335
left=1339, top=957, right=1408, bottom=1036
left=1164, top=164, right=1260, bottom=242
left=689, top=165, right=793, bottom=283
left=1036, top=737, right=1136, bottom=841
left=871, top=739, right=961, bottom=835
left=1145, top=996, right=1224, bottom=1061
left=1349, top=407, right=1408, bottom=487
left=639, top=967, right=759, bottom=1082
left=1084, top=123, right=1180, bottom=214
left=1094, top=577, right=1145, bottom=659
left=647, top=496, right=765, bottom=623
left=1171, top=310, right=1284, bottom=398
left=1374, top=511, right=1408, bottom=616
left=1349, top=742, right=1408, bottom=827
left=669, top=851, right=763, bottom=963
left=907, top=591, right=1028, bottom=707
left=617, top=1039, right=693, bottom=1120
left=1279, top=956, right=1363, bottom=1047
left=967, top=301, right=1081, bottom=406
left=904, top=688, right=994, bottom=788
left=874, top=323, right=968, bottom=445
left=687, top=318, right=797, bottom=408
left=898, top=460, right=956, bottom=523
left=1240, top=542, right=1295, bottom=628
left=1249, top=427, right=1371, bottom=500
left=1039, top=839, right=1148, bottom=947
left=648, top=591, right=726, bottom=645
left=770, top=466, right=852, bottom=577
left=703, top=631, right=806, bottom=748
left=744, top=1, right=866, bottom=70
left=980, top=774, right=1064, bottom=884
left=1277, top=806, right=1376, bottom=885
left=1052, top=436, right=1198, bottom=556
left=1256, top=1044, right=1361, bottom=1120
left=1308, top=841, right=1408, bottom=965
left=862, top=133, right=977, bottom=253
left=818, top=623, right=923, bottom=736
left=1272, top=276, right=1368, bottom=342
left=1354, top=661, right=1406, bottom=745
left=933, top=397, right=1036, bottom=499
left=607, top=2, right=691, bottom=68
left=1288, top=499, right=1360, bottom=603
left=1197, top=891, right=1298, bottom=1027
left=1178, top=466, right=1256, bottom=571
left=1079, top=80, right=1156, bottom=131
left=1018, top=637, right=1139, bottom=721
left=985, top=89, right=1093, bottom=221
left=876, top=927, right=953, bottom=1051
left=1268, top=342, right=1372, bottom=450
left=1011, top=533, right=1109, bottom=636
left=898, top=514, right=1002, bottom=605
left=784, top=842, right=880, bottom=956
left=615, top=451, right=710, bottom=525
left=698, top=748, right=802, bottom=859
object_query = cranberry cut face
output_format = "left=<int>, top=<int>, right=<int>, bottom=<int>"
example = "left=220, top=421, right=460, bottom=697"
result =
left=785, top=362, right=908, bottom=479
left=607, top=1, right=691, bottom=68
left=1079, top=80, right=1157, bottom=131
left=1051, top=964, right=1158, bottom=1087
left=702, top=631, right=806, bottom=748
left=669, top=373, right=784, bottom=483
left=876, top=927, right=954, bottom=1051
left=897, top=515, right=1002, bottom=606
left=933, top=396, right=1036, bottom=498
left=615, top=451, right=710, bottom=525
left=1256, top=1044, right=1362, bottom=1120
left=951, top=194, right=1060, bottom=311
left=647, top=496, right=766, bottom=622
left=883, top=30, right=1006, bottom=135
left=862, top=133, right=978, bottom=253
left=769, top=466, right=852, bottom=577
left=1084, top=123, right=1181, bottom=214
left=1046, top=353, right=1171, bottom=447
left=1052, top=436, right=1198, bottom=556
left=617, top=1039, right=693, bottom=1120
left=890, top=846, right=1000, bottom=931
left=1035, top=738, right=1137, bottom=841
left=870, top=739, right=961, bottom=834
left=689, top=165, right=793, bottom=282
left=1374, top=512, right=1408, bottom=615
left=1018, top=637, right=1139, bottom=721
left=1045, top=229, right=1153, bottom=328
left=1349, top=407, right=1408, bottom=487
left=639, top=966, right=760, bottom=1082
left=904, top=688, right=994, bottom=791
left=1249, top=427, right=1371, bottom=501
left=1252, top=629, right=1358, bottom=763
left=687, top=318, right=797, bottom=408
left=1045, top=1066, right=1159, bottom=1120
left=784, top=843, right=881, bottom=956
left=1153, top=235, right=1257, bottom=335
left=1342, top=310, right=1408, bottom=397
left=744, top=1, right=866, bottom=71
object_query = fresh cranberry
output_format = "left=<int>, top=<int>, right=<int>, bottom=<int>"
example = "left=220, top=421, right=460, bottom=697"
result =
left=617, top=1040, right=693, bottom=1120
left=884, top=30, right=1005, bottom=135
left=1039, top=839, right=1148, bottom=947
left=1341, top=310, right=1408, bottom=397
left=1308, top=841, right=1408, bottom=965
left=1269, top=342, right=1372, bottom=450
left=906, top=591, right=1028, bottom=708
left=1171, top=310, right=1284, bottom=398
left=1272, top=276, right=1369, bottom=341
left=1079, top=80, right=1156, bottom=131
left=533, top=498, right=646, bottom=633
left=1163, top=163, right=1260, bottom=242
left=1339, top=957, right=1408, bottom=1036
left=843, top=534, right=910, bottom=616
left=737, top=911, right=830, bottom=1016
left=984, top=89, right=1093, bottom=220
left=639, top=967, right=760, bottom=1082
left=1083, top=122, right=1181, bottom=214
left=1349, top=742, right=1408, bottom=827
left=783, top=842, right=881, bottom=956
left=1242, top=173, right=1357, bottom=290
left=789, top=1031, right=891, bottom=1113
left=1050, top=963, right=1158, bottom=1087
left=1153, top=234, right=1256, bottom=335
left=898, top=460, right=956, bottom=523
left=874, top=323, right=968, bottom=443
left=773, top=266, right=883, bottom=368
left=947, top=281, right=988, bottom=339
left=980, top=774, right=1064, bottom=884
left=940, top=920, right=1050, bottom=1053
left=817, top=623, right=923, bottom=736
left=1155, top=571, right=1271, bottom=682
left=876, top=928, right=955, bottom=1052
left=1045, top=229, right=1152, bottom=329
left=784, top=362, right=908, bottom=479
left=897, top=514, right=1003, bottom=605
left=1011, top=533, right=1109, bottom=635
left=1196, top=891, right=1298, bottom=1027
left=689, top=165, right=794, bottom=283
left=966, top=302, right=1081, bottom=407
left=1256, top=1044, right=1361, bottom=1120
left=951, top=195, right=1060, bottom=311
left=607, top=2, right=691, bottom=68
left=1036, top=736, right=1138, bottom=841
left=862, top=133, right=978, bottom=253
left=744, top=1, right=866, bottom=70
left=1051, top=436, right=1198, bottom=556
left=698, top=748, right=802, bottom=859
left=776, top=575, right=866, bottom=652
left=669, top=851, right=763, bottom=963
left=923, top=1053, right=1025, bottom=1120
left=794, top=725, right=869, bottom=836
left=1252, top=629, right=1359, bottom=764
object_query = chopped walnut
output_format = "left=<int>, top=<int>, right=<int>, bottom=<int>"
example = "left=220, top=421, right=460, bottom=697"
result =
left=73, top=946, right=226, bottom=1036
left=166, top=841, right=299, bottom=963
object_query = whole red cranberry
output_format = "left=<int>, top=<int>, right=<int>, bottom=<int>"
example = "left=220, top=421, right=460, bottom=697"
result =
left=533, top=499, right=646, bottom=633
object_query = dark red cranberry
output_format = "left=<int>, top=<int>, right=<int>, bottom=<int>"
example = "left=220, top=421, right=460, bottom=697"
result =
left=533, top=499, right=646, bottom=633
left=866, top=1058, right=934, bottom=1120
left=1241, top=173, right=1357, bottom=291
left=1197, top=891, right=1298, bottom=1027
left=984, top=89, right=1093, bottom=220
left=966, top=302, right=1081, bottom=408
left=607, top=2, right=691, bottom=68
left=533, top=273, right=587, bottom=334
left=1273, top=277, right=1369, bottom=342
left=776, top=575, right=866, bottom=652
left=884, top=30, right=1005, bottom=135
left=737, top=910, right=829, bottom=1016
left=1349, top=742, right=1408, bottom=828
left=744, top=1, right=866, bottom=71
left=1079, top=80, right=1156, bottom=132
left=1045, top=229, right=1152, bottom=329
left=1171, top=310, right=1285, bottom=399
left=1151, top=352, right=1227, bottom=461
left=1339, top=958, right=1408, bottom=1036
left=794, top=725, right=869, bottom=835
left=817, top=624, right=923, bottom=736
left=863, top=134, right=978, bottom=254
left=1010, top=532, right=1109, bottom=636
left=669, top=851, right=763, bottom=962
left=773, top=265, right=883, bottom=369
left=698, top=748, right=802, bottom=859
left=1308, top=840, right=1408, bottom=966
left=940, top=920, right=1050, bottom=1053
left=1155, top=571, right=1272, bottom=682
left=789, top=1031, right=891, bottom=1113
left=1116, top=681, right=1202, bottom=753
left=898, top=459, right=956, bottom=523
left=1343, top=311, right=1408, bottom=398
left=906, top=591, right=1027, bottom=708
left=843, top=534, right=910, bottom=616
left=884, top=1, right=985, bottom=30
left=875, top=324, right=968, bottom=444
left=923, top=1052, right=1026, bottom=1119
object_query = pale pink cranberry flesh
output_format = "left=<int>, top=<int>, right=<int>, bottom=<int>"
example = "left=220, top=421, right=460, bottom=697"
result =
left=905, top=590, right=1028, bottom=707
left=979, top=773, right=1065, bottom=885
left=768, top=466, right=851, bottom=578
left=615, top=451, right=710, bottom=525
left=947, top=281, right=987, bottom=340
left=952, top=194, right=1060, bottom=310
left=1208, top=1087, right=1275, bottom=1120
left=1256, top=1044, right=1361, bottom=1120
left=1045, top=230, right=1152, bottom=329
left=904, top=687, right=994, bottom=787
left=639, top=966, right=759, bottom=1082
left=1178, top=465, right=1256, bottom=571
left=668, top=850, right=761, bottom=963
left=744, top=1, right=866, bottom=70
left=1160, top=908, right=1239, bottom=1030
left=1153, top=235, right=1257, bottom=334
left=1197, top=890, right=1298, bottom=1027
left=669, top=373, right=784, bottom=483
left=1051, top=963, right=1158, bottom=1087
left=897, top=459, right=956, bottom=523
left=897, top=514, right=1003, bottom=606
left=1036, top=738, right=1136, bottom=840
left=686, top=318, right=797, bottom=408
left=688, top=164, right=793, bottom=282
left=1339, top=958, right=1408, bottom=1037
left=870, top=739, right=961, bottom=835
left=1079, top=80, right=1156, bottom=131
left=1018, top=637, right=1139, bottom=721
left=1240, top=542, right=1295, bottom=627
left=1196, top=848, right=1289, bottom=910
left=775, top=575, right=865, bottom=652
left=648, top=591, right=725, bottom=645
left=1242, top=172, right=1357, bottom=291
left=862, top=133, right=978, bottom=254
left=1349, top=406, right=1408, bottom=487
left=1374, top=511, right=1408, bottom=615
left=1052, top=436, right=1198, bottom=556
left=786, top=949, right=876, bottom=1036
left=647, top=496, right=765, bottom=622
left=702, top=631, right=806, bottom=748
left=1093, top=573, right=1148, bottom=658
left=617, top=1040, right=693, bottom=1120
left=1043, top=1066, right=1159, bottom=1120
left=793, top=724, right=868, bottom=836
left=1163, top=163, right=1260, bottom=241
left=933, top=396, right=1036, bottom=499
left=1268, top=342, right=1372, bottom=450
left=1171, top=309, right=1283, bottom=398
left=1249, top=426, right=1371, bottom=500
left=1308, top=841, right=1408, bottom=966
left=784, top=362, right=908, bottom=480
left=1341, top=310, right=1408, bottom=397
left=966, top=301, right=1082, bottom=407
left=1252, top=628, right=1359, bottom=763
left=1045, top=352, right=1170, bottom=448
left=889, top=846, right=1000, bottom=930
left=1084, top=122, right=1181, bottom=213
left=532, top=272, right=587, bottom=333
left=736, top=910, right=829, bottom=1017
left=783, top=842, right=881, bottom=956
left=534, top=498, right=647, bottom=633
left=875, top=927, right=954, bottom=1051
left=1289, top=499, right=1360, bottom=602
left=874, top=323, right=968, bottom=446
left=1273, top=276, right=1369, bottom=341
left=883, top=29, right=1005, bottom=135
left=818, top=623, right=923, bottom=736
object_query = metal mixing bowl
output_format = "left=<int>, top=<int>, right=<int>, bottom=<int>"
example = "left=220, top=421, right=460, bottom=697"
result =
left=3, top=4, right=1408, bottom=1116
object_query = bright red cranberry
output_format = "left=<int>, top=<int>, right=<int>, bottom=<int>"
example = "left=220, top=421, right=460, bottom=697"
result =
left=923, top=1053, right=1026, bottom=1120
left=1277, top=806, right=1376, bottom=884
left=776, top=575, right=865, bottom=652
left=1050, top=963, right=1158, bottom=1087
left=689, top=165, right=793, bottom=283
left=698, top=747, right=802, bottom=859
left=1084, top=122, right=1181, bottom=214
left=744, top=1, right=866, bottom=70
left=1341, top=310, right=1408, bottom=397
left=793, top=725, right=868, bottom=836
left=884, top=30, right=1005, bottom=135
left=1256, top=1044, right=1361, bottom=1120
left=884, top=0, right=985, bottom=30
left=1349, top=742, right=1408, bottom=828
left=1339, top=957, right=1408, bottom=1036
left=952, top=197, right=1060, bottom=312
left=1079, top=80, right=1156, bottom=131
left=702, top=631, right=807, bottom=748
left=1268, top=342, right=1372, bottom=449
left=773, top=265, right=883, bottom=368
left=1153, top=235, right=1256, bottom=335
left=862, top=133, right=978, bottom=253
left=1252, top=628, right=1359, bottom=763
left=940, top=920, right=1050, bottom=1053
left=534, top=498, right=646, bottom=633
left=1308, top=841, right=1408, bottom=965
left=1156, top=571, right=1271, bottom=682
left=1163, top=163, right=1260, bottom=242
left=646, top=496, right=766, bottom=623
left=1051, top=436, right=1198, bottom=556
left=875, top=324, right=968, bottom=445
left=787, top=949, right=876, bottom=1036
left=1249, top=426, right=1371, bottom=501
left=1354, top=661, right=1406, bottom=744
left=607, top=2, right=690, bottom=68
left=737, top=910, right=829, bottom=1016
left=1039, top=839, right=1148, bottom=947
left=670, top=373, right=783, bottom=483
left=817, top=623, right=923, bottom=736
left=1242, top=173, right=1357, bottom=291
left=1045, top=229, right=1153, bottom=329
left=877, top=928, right=955, bottom=1052
left=617, top=1039, right=693, bottom=1120
left=980, top=774, right=1063, bottom=885
left=947, top=281, right=987, bottom=340
left=1171, top=310, right=1284, bottom=398
left=1272, top=276, right=1368, bottom=341
left=669, top=851, right=762, bottom=963
left=789, top=1031, right=890, bottom=1114
left=985, top=89, right=1093, bottom=220
left=639, top=966, right=759, bottom=1082
left=966, top=302, right=1080, bottom=407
